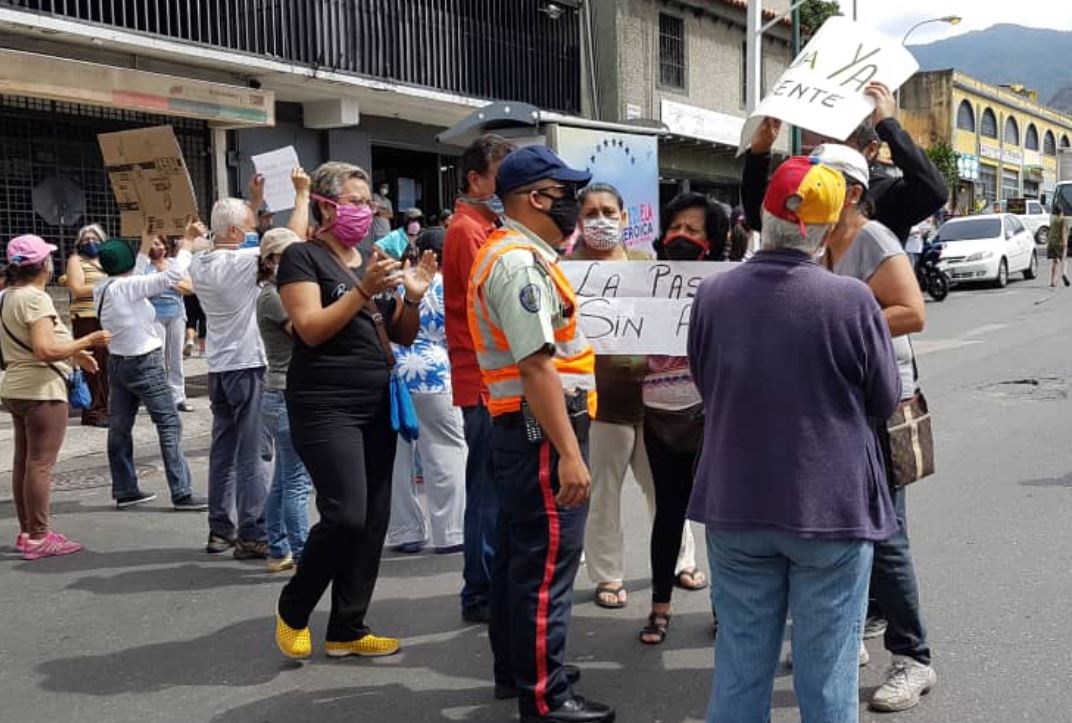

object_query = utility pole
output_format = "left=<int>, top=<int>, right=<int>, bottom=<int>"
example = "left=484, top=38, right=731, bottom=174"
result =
left=791, top=4, right=801, bottom=155
left=746, top=0, right=762, bottom=114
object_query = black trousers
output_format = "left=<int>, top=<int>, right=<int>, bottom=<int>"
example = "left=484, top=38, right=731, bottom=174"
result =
left=489, top=424, right=589, bottom=718
left=278, top=390, right=396, bottom=641
left=643, top=421, right=698, bottom=605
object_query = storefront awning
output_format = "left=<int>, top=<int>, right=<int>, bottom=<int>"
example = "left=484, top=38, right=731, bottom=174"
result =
left=0, top=48, right=274, bottom=127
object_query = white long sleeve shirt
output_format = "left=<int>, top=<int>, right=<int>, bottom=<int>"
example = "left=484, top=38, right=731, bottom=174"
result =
left=95, top=250, right=192, bottom=357
left=189, top=247, right=267, bottom=373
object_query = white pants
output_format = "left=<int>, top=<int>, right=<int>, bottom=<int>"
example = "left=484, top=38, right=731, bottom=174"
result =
left=388, top=392, right=468, bottom=549
left=584, top=419, right=696, bottom=584
left=154, top=314, right=187, bottom=406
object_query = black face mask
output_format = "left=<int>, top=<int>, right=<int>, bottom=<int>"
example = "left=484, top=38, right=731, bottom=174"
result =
left=662, top=234, right=709, bottom=261
left=538, top=191, right=581, bottom=238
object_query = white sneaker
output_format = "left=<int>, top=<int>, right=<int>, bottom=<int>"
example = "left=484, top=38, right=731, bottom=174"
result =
left=785, top=641, right=868, bottom=668
left=863, top=615, right=888, bottom=640
left=870, top=656, right=937, bottom=712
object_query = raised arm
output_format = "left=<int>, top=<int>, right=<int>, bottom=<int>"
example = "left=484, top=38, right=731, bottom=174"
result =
left=287, top=167, right=312, bottom=238
left=741, top=118, right=781, bottom=233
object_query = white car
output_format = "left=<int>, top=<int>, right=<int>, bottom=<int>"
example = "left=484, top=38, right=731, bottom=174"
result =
left=934, top=214, right=1038, bottom=288
left=1005, top=198, right=1050, bottom=244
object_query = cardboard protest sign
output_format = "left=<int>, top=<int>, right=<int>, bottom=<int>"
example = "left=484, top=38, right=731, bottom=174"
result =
left=737, top=17, right=919, bottom=155
left=251, top=146, right=300, bottom=212
left=98, top=126, right=198, bottom=237
left=561, top=260, right=737, bottom=355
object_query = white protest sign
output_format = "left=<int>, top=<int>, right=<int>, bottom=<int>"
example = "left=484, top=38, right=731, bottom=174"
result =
left=561, top=260, right=737, bottom=355
left=736, top=17, right=919, bottom=155
left=251, top=146, right=300, bottom=212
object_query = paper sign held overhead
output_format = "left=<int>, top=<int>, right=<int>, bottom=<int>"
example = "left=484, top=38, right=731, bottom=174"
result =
left=98, top=125, right=199, bottom=238
left=737, top=17, right=919, bottom=156
left=251, top=146, right=300, bottom=212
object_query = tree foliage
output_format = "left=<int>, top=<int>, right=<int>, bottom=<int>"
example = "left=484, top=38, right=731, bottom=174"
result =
left=924, top=141, right=959, bottom=202
left=799, top=0, right=842, bottom=43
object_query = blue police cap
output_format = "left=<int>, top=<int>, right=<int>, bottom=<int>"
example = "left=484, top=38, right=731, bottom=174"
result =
left=496, top=145, right=592, bottom=195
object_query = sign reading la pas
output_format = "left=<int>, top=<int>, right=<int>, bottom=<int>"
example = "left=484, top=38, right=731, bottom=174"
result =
left=560, top=260, right=737, bottom=355
left=737, top=17, right=919, bottom=155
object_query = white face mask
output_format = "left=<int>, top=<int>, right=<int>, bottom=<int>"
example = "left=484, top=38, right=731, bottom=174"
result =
left=582, top=217, right=622, bottom=250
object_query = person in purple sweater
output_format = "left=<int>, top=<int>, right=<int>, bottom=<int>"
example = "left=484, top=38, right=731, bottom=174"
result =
left=687, top=156, right=901, bottom=723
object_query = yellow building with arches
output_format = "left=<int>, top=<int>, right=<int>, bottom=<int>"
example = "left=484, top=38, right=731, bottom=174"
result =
left=899, top=69, right=1072, bottom=213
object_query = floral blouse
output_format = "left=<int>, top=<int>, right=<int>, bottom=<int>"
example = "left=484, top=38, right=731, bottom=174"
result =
left=393, top=273, right=450, bottom=394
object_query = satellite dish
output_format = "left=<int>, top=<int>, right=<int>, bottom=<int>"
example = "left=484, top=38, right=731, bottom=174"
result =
left=32, top=177, right=85, bottom=227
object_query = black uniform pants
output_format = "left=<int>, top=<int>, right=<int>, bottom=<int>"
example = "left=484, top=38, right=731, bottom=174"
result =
left=278, top=391, right=397, bottom=642
left=489, top=423, right=589, bottom=717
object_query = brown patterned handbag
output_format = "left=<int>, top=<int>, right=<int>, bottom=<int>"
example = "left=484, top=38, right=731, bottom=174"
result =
left=886, top=391, right=935, bottom=487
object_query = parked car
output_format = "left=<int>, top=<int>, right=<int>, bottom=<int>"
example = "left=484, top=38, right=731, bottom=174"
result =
left=1005, top=198, right=1050, bottom=244
left=934, top=214, right=1038, bottom=288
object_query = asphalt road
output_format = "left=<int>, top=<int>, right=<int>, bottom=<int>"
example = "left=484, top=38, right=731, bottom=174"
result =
left=2, top=262, right=1072, bottom=723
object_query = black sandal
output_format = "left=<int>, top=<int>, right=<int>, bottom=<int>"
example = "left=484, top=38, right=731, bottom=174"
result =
left=594, top=583, right=627, bottom=609
left=675, top=568, right=709, bottom=591
left=639, top=612, right=671, bottom=645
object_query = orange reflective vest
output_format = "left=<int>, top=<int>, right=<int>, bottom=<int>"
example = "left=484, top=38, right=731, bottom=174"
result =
left=466, top=227, right=597, bottom=418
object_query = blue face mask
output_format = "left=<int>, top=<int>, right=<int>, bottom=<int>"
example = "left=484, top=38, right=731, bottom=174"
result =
left=462, top=194, right=504, bottom=218
left=80, top=241, right=100, bottom=258
left=240, top=231, right=260, bottom=249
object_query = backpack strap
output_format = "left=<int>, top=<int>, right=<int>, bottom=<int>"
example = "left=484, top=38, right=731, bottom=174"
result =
left=96, top=278, right=117, bottom=319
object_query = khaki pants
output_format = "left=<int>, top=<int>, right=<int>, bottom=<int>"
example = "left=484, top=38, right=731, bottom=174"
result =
left=584, top=419, right=695, bottom=585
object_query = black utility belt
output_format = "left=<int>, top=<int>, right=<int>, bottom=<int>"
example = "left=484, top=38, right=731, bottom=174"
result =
left=494, top=390, right=590, bottom=443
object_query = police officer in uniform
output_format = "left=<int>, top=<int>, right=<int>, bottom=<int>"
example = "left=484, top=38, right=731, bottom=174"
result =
left=467, top=146, right=613, bottom=723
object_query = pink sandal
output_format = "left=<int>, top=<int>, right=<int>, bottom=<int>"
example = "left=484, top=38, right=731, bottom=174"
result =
left=22, top=532, right=83, bottom=561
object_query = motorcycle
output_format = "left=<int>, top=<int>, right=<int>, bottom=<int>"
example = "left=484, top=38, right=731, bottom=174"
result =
left=915, top=239, right=950, bottom=302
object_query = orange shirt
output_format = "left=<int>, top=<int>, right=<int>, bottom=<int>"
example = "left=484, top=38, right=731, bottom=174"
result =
left=442, top=200, right=499, bottom=407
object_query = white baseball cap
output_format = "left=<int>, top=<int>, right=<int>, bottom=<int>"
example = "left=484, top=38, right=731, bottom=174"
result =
left=810, top=144, right=870, bottom=189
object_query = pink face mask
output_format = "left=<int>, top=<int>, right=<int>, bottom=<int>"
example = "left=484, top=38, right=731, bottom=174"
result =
left=314, top=194, right=374, bottom=248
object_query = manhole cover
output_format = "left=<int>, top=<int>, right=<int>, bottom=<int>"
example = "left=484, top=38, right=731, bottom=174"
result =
left=52, top=464, right=158, bottom=492
left=978, top=377, right=1068, bottom=401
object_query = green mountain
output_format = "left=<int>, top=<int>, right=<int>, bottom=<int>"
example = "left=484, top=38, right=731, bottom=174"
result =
left=908, top=24, right=1072, bottom=112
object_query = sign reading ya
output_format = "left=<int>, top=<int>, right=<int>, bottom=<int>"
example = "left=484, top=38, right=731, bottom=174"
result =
left=737, top=17, right=919, bottom=155
left=560, top=260, right=736, bottom=355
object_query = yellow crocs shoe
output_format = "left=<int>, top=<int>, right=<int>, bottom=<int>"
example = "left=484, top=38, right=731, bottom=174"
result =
left=325, top=634, right=401, bottom=658
left=275, top=611, right=312, bottom=660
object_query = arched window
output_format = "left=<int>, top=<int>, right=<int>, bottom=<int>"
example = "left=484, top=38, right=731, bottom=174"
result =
left=1063, top=135, right=1071, bottom=149
left=956, top=100, right=975, bottom=132
left=980, top=108, right=998, bottom=138
left=1044, top=130, right=1057, bottom=155
left=1025, top=124, right=1039, bottom=151
left=1004, top=116, right=1020, bottom=145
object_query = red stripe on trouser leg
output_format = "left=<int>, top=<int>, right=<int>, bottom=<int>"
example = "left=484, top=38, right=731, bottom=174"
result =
left=533, top=440, right=560, bottom=717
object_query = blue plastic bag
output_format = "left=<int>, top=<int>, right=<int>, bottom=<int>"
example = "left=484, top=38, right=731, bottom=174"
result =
left=389, top=372, right=419, bottom=442
left=67, top=369, right=92, bottom=410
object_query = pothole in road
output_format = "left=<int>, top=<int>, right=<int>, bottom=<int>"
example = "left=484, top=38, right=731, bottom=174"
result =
left=977, top=377, right=1068, bottom=402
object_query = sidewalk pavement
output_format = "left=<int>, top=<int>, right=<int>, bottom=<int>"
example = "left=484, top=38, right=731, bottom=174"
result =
left=0, top=356, right=214, bottom=501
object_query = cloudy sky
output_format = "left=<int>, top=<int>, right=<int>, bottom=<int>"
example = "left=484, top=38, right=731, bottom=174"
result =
left=834, top=0, right=1072, bottom=44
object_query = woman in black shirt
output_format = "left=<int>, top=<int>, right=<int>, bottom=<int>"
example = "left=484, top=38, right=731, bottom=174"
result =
left=274, top=161, right=436, bottom=659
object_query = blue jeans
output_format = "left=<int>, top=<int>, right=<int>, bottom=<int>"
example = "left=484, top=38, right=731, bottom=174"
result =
left=869, top=487, right=931, bottom=664
left=108, top=349, right=193, bottom=502
left=208, top=367, right=269, bottom=542
left=706, top=530, right=873, bottom=723
left=461, top=403, right=499, bottom=615
left=262, top=389, right=312, bottom=561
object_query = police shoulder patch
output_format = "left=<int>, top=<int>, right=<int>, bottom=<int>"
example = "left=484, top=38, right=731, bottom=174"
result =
left=518, top=283, right=542, bottom=313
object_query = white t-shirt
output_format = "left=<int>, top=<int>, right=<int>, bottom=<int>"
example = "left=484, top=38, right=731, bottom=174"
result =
left=96, top=250, right=191, bottom=357
left=189, top=248, right=267, bottom=373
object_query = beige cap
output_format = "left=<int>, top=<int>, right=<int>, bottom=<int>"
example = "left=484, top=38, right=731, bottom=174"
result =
left=260, top=227, right=301, bottom=258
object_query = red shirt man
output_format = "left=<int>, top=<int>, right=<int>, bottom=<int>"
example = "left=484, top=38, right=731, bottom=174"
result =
left=443, top=200, right=499, bottom=407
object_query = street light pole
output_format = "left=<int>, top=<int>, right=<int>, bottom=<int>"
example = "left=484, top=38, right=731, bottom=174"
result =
left=898, top=16, right=963, bottom=112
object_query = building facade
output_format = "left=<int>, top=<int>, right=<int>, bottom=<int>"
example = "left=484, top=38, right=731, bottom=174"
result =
left=589, top=0, right=792, bottom=209
left=0, top=0, right=584, bottom=255
left=900, top=69, right=1072, bottom=213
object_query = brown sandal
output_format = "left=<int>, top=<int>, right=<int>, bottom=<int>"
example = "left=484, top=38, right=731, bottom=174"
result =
left=639, top=612, right=671, bottom=645
left=594, top=583, right=627, bottom=609
left=675, top=568, right=709, bottom=591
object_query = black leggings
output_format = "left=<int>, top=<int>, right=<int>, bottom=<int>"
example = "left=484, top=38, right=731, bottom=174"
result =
left=644, top=420, right=699, bottom=605
left=278, top=391, right=397, bottom=641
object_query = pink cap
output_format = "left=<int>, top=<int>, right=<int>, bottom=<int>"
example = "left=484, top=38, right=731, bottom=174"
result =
left=6, top=235, right=57, bottom=266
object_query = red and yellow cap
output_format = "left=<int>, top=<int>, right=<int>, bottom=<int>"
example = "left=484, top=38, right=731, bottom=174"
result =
left=762, top=156, right=846, bottom=236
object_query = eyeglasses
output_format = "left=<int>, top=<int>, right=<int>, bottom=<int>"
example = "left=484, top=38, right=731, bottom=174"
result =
left=312, top=193, right=373, bottom=211
left=532, top=184, right=578, bottom=202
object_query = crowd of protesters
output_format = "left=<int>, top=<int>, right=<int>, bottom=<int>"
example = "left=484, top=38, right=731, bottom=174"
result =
left=2, top=82, right=950, bottom=721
